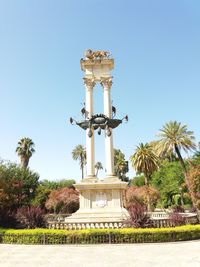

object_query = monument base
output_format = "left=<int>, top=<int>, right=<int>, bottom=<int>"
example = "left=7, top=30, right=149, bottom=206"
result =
left=64, top=177, right=129, bottom=229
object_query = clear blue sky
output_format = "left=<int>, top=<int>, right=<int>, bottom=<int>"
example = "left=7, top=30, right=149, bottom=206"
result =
left=0, top=0, right=200, bottom=181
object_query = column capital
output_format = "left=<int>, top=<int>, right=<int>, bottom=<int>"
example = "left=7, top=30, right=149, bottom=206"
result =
left=100, top=77, right=113, bottom=89
left=83, top=77, right=96, bottom=89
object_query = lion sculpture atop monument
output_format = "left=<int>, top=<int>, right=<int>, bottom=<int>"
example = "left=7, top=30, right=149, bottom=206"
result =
left=84, top=49, right=110, bottom=60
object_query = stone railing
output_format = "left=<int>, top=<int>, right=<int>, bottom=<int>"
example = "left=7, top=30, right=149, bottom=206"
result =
left=149, top=211, right=170, bottom=219
left=47, top=212, right=199, bottom=230
left=45, top=214, right=70, bottom=223
left=48, top=221, right=124, bottom=230
left=149, top=212, right=198, bottom=228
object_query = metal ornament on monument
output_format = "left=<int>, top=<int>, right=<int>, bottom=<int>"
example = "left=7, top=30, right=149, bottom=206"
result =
left=67, top=49, right=129, bottom=229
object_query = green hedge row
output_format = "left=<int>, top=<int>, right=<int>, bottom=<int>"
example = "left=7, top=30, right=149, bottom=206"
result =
left=0, top=225, right=200, bottom=244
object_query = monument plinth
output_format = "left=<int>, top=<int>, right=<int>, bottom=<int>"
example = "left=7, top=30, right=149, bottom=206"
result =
left=66, top=50, right=129, bottom=229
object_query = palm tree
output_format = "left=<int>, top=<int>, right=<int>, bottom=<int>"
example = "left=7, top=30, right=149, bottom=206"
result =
left=72, top=145, right=86, bottom=179
left=114, top=149, right=129, bottom=181
left=95, top=162, right=103, bottom=178
left=16, top=137, right=35, bottom=168
left=156, top=121, right=196, bottom=171
left=156, top=121, right=196, bottom=205
left=130, top=143, right=159, bottom=211
left=149, top=140, right=177, bottom=162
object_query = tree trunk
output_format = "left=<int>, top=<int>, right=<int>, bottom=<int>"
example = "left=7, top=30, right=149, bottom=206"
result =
left=174, top=144, right=187, bottom=172
left=174, top=144, right=196, bottom=207
left=81, top=166, right=84, bottom=180
left=21, top=157, right=29, bottom=168
left=80, top=155, right=84, bottom=180
left=144, top=175, right=151, bottom=212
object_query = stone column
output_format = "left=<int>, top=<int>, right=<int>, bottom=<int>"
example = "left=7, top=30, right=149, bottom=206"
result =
left=84, top=78, right=96, bottom=178
left=101, top=77, right=115, bottom=177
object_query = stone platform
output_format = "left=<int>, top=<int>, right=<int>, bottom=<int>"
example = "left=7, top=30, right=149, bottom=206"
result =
left=64, top=177, right=129, bottom=228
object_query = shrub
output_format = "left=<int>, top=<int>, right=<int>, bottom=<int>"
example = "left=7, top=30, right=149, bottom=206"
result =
left=45, top=187, right=79, bottom=214
left=189, top=206, right=197, bottom=213
left=169, top=213, right=186, bottom=226
left=127, top=203, right=152, bottom=228
left=126, top=186, right=160, bottom=209
left=16, top=206, right=46, bottom=229
left=0, top=208, right=17, bottom=228
left=172, top=205, right=185, bottom=213
left=0, top=225, right=200, bottom=244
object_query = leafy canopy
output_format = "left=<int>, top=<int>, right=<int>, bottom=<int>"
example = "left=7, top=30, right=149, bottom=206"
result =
left=156, top=121, right=196, bottom=158
left=130, top=143, right=159, bottom=179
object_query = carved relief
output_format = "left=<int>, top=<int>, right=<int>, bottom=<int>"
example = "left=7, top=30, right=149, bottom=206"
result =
left=84, top=49, right=110, bottom=60
left=96, top=192, right=107, bottom=207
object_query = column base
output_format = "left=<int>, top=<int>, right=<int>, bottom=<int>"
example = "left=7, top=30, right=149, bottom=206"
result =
left=104, top=175, right=120, bottom=183
left=82, top=175, right=98, bottom=183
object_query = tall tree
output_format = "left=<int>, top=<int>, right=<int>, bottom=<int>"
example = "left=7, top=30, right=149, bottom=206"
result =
left=130, top=143, right=159, bottom=211
left=72, top=145, right=86, bottom=179
left=114, top=149, right=129, bottom=181
left=156, top=121, right=196, bottom=205
left=0, top=161, right=39, bottom=210
left=149, top=140, right=177, bottom=162
left=156, top=121, right=196, bottom=171
left=95, top=162, right=103, bottom=177
left=16, top=137, right=35, bottom=168
left=151, top=161, right=185, bottom=208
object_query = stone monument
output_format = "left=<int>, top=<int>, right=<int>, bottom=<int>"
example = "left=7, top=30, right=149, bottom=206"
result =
left=66, top=50, right=129, bottom=229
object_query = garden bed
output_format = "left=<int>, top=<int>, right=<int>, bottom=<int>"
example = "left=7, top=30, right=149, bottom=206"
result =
left=0, top=225, right=200, bottom=244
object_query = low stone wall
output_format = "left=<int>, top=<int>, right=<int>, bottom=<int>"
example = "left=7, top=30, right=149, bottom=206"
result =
left=47, top=212, right=198, bottom=230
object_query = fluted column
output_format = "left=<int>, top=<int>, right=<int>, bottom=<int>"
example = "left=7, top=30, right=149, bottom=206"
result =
left=83, top=78, right=96, bottom=178
left=101, top=77, right=115, bottom=177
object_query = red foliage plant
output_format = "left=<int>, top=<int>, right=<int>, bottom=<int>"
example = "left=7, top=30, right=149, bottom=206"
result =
left=16, top=206, right=46, bottom=229
left=0, top=207, right=17, bottom=228
left=169, top=212, right=186, bottom=227
left=45, top=187, right=79, bottom=214
left=126, top=186, right=160, bottom=209
left=127, top=203, right=151, bottom=228
left=188, top=165, right=200, bottom=209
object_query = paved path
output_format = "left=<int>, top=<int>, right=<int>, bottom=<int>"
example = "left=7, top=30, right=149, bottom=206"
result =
left=0, top=240, right=200, bottom=267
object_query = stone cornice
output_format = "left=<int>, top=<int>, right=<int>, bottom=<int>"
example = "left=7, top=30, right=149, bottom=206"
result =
left=80, top=58, right=114, bottom=72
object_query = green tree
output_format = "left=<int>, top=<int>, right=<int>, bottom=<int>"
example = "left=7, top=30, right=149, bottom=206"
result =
left=130, top=175, right=145, bottom=187
left=0, top=161, right=39, bottom=210
left=16, top=137, right=35, bottom=168
left=130, top=143, right=159, bottom=211
left=72, top=145, right=86, bottom=179
left=31, top=185, right=51, bottom=209
left=40, top=179, right=75, bottom=190
left=151, top=161, right=185, bottom=208
left=156, top=121, right=196, bottom=205
left=95, top=162, right=103, bottom=177
left=114, top=149, right=129, bottom=181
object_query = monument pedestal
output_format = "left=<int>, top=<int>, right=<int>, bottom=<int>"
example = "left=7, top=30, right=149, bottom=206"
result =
left=65, top=51, right=129, bottom=230
left=64, top=177, right=129, bottom=229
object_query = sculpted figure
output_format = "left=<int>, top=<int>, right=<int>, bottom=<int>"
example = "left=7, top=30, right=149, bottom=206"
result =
left=84, top=49, right=110, bottom=60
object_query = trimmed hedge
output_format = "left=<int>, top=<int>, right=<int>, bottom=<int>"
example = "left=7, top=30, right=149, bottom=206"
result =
left=0, top=225, right=200, bottom=244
